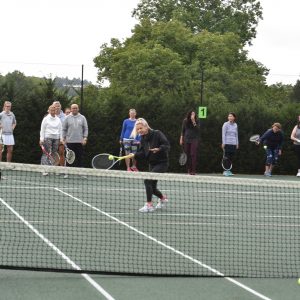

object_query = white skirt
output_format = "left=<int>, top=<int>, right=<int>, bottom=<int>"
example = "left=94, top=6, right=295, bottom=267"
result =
left=2, top=134, right=15, bottom=146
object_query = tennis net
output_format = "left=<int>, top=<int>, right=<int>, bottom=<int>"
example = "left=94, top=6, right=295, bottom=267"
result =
left=0, top=162, right=299, bottom=278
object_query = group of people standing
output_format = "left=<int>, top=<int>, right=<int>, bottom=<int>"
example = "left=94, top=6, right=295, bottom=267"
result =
left=121, top=108, right=300, bottom=181
left=181, top=111, right=300, bottom=178
left=39, top=102, right=88, bottom=172
left=1, top=101, right=300, bottom=179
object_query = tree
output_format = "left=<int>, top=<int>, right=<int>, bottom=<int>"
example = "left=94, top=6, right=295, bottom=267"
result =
left=132, top=0, right=262, bottom=45
left=290, top=80, right=300, bottom=103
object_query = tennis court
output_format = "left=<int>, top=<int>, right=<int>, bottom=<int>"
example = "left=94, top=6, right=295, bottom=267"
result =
left=0, top=162, right=300, bottom=299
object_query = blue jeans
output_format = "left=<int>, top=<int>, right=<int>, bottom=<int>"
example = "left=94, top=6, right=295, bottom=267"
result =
left=265, top=148, right=279, bottom=166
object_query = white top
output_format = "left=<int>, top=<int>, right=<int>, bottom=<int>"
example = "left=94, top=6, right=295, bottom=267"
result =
left=40, top=114, right=63, bottom=142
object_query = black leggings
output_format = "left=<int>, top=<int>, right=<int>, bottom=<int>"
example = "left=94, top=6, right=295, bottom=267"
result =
left=294, top=145, right=300, bottom=169
left=144, top=163, right=168, bottom=202
left=224, top=144, right=236, bottom=161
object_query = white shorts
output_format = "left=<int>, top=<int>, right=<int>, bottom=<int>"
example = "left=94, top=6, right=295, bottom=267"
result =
left=2, top=134, right=15, bottom=146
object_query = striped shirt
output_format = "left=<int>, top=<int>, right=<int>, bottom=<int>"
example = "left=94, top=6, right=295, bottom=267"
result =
left=222, top=121, right=238, bottom=145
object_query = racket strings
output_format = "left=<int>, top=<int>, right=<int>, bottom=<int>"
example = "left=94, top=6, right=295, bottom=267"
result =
left=179, top=152, right=187, bottom=166
left=92, top=154, right=115, bottom=169
left=66, top=149, right=75, bottom=164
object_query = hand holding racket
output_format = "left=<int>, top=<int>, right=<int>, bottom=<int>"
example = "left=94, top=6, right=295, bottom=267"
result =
left=249, top=134, right=260, bottom=145
left=92, top=153, right=134, bottom=170
left=40, top=144, right=60, bottom=166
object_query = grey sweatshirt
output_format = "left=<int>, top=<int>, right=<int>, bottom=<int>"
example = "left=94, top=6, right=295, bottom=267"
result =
left=62, top=113, right=88, bottom=143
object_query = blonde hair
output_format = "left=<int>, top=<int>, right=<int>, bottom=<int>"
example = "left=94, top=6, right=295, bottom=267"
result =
left=130, top=118, right=151, bottom=139
left=48, top=105, right=56, bottom=113
left=3, top=101, right=11, bottom=110
left=135, top=118, right=149, bottom=127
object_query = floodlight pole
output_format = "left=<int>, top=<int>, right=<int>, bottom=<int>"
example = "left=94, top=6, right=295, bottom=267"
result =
left=80, top=64, right=84, bottom=113
left=200, top=66, right=204, bottom=106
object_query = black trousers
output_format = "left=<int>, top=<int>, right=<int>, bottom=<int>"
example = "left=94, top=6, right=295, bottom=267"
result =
left=66, top=143, right=83, bottom=167
left=144, top=162, right=168, bottom=202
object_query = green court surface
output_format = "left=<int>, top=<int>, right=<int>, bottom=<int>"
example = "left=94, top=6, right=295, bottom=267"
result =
left=0, top=270, right=299, bottom=300
left=0, top=167, right=300, bottom=299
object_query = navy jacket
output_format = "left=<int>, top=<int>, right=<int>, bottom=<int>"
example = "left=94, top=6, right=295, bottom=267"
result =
left=259, top=129, right=284, bottom=150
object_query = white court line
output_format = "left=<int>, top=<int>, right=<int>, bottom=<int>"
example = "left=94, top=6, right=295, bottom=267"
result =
left=55, top=188, right=272, bottom=300
left=2, top=183, right=299, bottom=196
left=0, top=197, right=115, bottom=300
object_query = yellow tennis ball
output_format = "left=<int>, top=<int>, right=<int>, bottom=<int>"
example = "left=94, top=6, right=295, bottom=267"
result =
left=108, top=155, right=113, bottom=160
left=298, top=278, right=300, bottom=285
left=263, top=145, right=267, bottom=149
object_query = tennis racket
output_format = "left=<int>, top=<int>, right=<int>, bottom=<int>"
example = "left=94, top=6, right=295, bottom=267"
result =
left=249, top=134, right=260, bottom=143
left=178, top=149, right=187, bottom=166
left=65, top=145, right=75, bottom=165
left=0, top=128, right=4, bottom=153
left=40, top=145, right=60, bottom=166
left=221, top=149, right=232, bottom=171
left=92, top=153, right=133, bottom=170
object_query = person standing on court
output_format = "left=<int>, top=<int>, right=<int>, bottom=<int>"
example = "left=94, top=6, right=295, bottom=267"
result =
left=130, top=118, right=170, bottom=213
left=120, top=108, right=140, bottom=171
left=179, top=110, right=200, bottom=175
left=39, top=105, right=63, bottom=167
left=290, top=116, right=300, bottom=176
left=221, top=112, right=239, bottom=176
left=53, top=101, right=66, bottom=166
left=62, top=104, right=88, bottom=168
left=0, top=101, right=17, bottom=162
left=257, top=122, right=283, bottom=177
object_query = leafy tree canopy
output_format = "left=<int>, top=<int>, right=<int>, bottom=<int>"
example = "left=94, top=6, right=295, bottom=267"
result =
left=132, top=0, right=262, bottom=45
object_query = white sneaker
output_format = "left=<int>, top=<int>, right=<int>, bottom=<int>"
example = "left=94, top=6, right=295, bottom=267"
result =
left=139, top=203, right=155, bottom=213
left=223, top=171, right=230, bottom=176
left=297, top=172, right=300, bottom=177
left=156, top=196, right=168, bottom=209
left=42, top=172, right=48, bottom=176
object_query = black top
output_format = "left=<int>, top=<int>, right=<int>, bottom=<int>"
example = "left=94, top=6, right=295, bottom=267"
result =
left=135, top=129, right=170, bottom=165
left=181, top=119, right=200, bottom=143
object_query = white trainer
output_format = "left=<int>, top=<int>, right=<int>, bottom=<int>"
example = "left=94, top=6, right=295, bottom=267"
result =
left=297, top=172, right=300, bottom=177
left=156, top=196, right=168, bottom=209
left=139, top=203, right=155, bottom=213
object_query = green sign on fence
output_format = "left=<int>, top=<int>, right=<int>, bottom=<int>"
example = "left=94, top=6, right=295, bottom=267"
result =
left=198, top=106, right=207, bottom=119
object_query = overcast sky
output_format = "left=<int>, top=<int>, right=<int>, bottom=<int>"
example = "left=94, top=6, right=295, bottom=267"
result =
left=0, top=0, right=299, bottom=85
